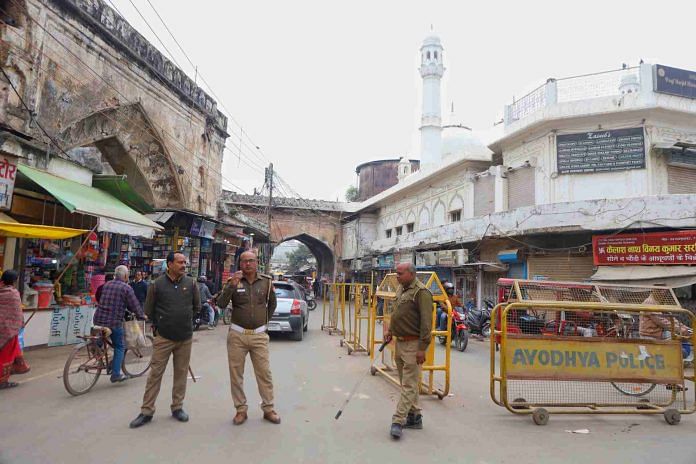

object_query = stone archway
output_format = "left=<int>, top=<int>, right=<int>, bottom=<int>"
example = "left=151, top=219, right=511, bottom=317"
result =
left=280, top=233, right=335, bottom=278
left=58, top=103, right=184, bottom=208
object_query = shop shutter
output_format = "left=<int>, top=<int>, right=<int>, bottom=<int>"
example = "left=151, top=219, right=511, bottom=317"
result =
left=527, top=255, right=595, bottom=282
left=507, top=168, right=535, bottom=209
left=667, top=165, right=696, bottom=194
left=474, top=176, right=495, bottom=217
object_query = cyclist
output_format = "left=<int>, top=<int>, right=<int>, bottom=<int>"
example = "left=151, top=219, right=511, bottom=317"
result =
left=93, top=265, right=145, bottom=383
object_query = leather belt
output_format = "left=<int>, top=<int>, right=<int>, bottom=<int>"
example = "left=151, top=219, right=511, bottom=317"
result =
left=229, top=323, right=267, bottom=335
left=395, top=335, right=419, bottom=342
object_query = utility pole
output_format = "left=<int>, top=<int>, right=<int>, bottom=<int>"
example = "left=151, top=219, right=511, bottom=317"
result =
left=265, top=163, right=274, bottom=273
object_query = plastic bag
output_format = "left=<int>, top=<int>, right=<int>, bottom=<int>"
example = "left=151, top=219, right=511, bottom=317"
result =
left=124, top=320, right=146, bottom=348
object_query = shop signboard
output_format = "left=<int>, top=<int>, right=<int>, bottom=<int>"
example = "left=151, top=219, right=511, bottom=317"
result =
left=361, top=258, right=372, bottom=271
left=190, top=219, right=216, bottom=239
left=654, top=64, right=696, bottom=99
left=0, top=155, right=18, bottom=210
left=593, top=230, right=696, bottom=265
left=378, top=254, right=394, bottom=268
left=48, top=306, right=71, bottom=346
left=556, top=128, right=645, bottom=174
left=66, top=305, right=95, bottom=345
left=397, top=251, right=414, bottom=264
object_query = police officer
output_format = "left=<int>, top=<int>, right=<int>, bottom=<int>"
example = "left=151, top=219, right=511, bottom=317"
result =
left=383, top=262, right=433, bottom=440
left=216, top=251, right=280, bottom=425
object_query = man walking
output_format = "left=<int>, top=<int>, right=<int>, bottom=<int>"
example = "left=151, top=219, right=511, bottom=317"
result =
left=93, top=265, right=144, bottom=383
left=216, top=251, right=280, bottom=425
left=129, top=252, right=200, bottom=428
left=383, top=263, right=433, bottom=440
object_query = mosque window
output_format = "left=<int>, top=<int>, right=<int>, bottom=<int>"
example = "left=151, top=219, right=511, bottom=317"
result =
left=386, top=229, right=392, bottom=239
left=449, top=210, right=462, bottom=222
left=407, top=223, right=414, bottom=233
left=426, top=51, right=430, bottom=60
left=395, top=226, right=403, bottom=236
left=434, top=51, right=438, bottom=60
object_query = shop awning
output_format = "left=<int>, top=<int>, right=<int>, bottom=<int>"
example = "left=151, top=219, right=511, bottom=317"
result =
left=145, top=211, right=175, bottom=224
left=591, top=266, right=696, bottom=288
left=0, top=221, right=87, bottom=239
left=18, top=165, right=162, bottom=238
left=92, top=175, right=155, bottom=214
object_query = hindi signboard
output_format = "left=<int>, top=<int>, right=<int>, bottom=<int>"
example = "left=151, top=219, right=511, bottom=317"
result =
left=0, top=156, right=18, bottom=210
left=556, top=128, right=645, bottom=174
left=654, top=64, right=696, bottom=99
left=593, top=230, right=696, bottom=265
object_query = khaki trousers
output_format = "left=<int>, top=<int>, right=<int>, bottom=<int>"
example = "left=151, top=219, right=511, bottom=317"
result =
left=227, top=329, right=274, bottom=413
left=140, top=335, right=192, bottom=415
left=392, top=339, right=421, bottom=425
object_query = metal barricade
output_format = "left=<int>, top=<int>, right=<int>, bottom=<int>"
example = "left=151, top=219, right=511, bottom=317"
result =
left=490, top=279, right=696, bottom=425
left=321, top=282, right=345, bottom=336
left=369, top=272, right=452, bottom=399
left=341, top=283, right=373, bottom=355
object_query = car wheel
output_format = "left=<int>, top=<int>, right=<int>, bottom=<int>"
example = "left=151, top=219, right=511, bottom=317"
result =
left=303, top=317, right=308, bottom=332
left=291, top=324, right=304, bottom=341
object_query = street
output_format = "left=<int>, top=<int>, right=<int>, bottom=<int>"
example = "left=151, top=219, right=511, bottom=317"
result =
left=2, top=314, right=695, bottom=464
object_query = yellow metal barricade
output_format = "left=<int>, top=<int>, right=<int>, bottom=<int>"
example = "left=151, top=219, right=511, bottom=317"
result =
left=369, top=272, right=452, bottom=399
left=321, top=282, right=345, bottom=336
left=490, top=279, right=696, bottom=425
left=341, top=283, right=373, bottom=355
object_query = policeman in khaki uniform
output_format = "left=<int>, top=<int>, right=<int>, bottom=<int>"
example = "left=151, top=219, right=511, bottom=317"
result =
left=383, top=262, right=433, bottom=440
left=216, top=251, right=280, bottom=425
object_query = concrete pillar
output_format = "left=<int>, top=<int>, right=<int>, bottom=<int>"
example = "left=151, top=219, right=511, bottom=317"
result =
left=504, top=104, right=513, bottom=127
left=545, top=78, right=558, bottom=105
left=477, top=265, right=484, bottom=311
left=494, top=165, right=508, bottom=213
left=639, top=63, right=656, bottom=105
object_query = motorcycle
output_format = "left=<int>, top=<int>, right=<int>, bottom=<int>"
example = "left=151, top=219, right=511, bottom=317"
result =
left=305, top=292, right=317, bottom=311
left=437, top=306, right=469, bottom=352
left=465, top=300, right=493, bottom=338
left=193, top=299, right=219, bottom=331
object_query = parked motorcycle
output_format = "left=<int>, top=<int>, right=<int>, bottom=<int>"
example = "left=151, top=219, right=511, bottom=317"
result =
left=438, top=306, right=469, bottom=352
left=465, top=300, right=493, bottom=338
left=306, top=293, right=317, bottom=311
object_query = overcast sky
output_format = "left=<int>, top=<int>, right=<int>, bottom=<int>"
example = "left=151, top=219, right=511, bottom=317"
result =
left=111, top=0, right=696, bottom=201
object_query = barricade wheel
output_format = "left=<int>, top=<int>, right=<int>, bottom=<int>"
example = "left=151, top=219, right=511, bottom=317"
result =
left=347, top=347, right=353, bottom=355
left=532, top=408, right=549, bottom=426
left=370, top=366, right=377, bottom=376
left=511, top=398, right=530, bottom=410
left=436, top=392, right=445, bottom=400
left=664, top=409, right=681, bottom=425
left=340, top=340, right=344, bottom=347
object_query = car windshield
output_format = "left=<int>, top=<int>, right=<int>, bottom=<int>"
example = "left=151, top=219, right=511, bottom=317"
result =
left=274, top=285, right=295, bottom=299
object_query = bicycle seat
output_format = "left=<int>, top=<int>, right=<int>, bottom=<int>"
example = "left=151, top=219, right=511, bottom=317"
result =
left=91, top=326, right=112, bottom=337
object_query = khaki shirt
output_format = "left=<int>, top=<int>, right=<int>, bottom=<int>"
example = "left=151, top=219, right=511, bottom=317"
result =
left=390, top=278, right=433, bottom=350
left=216, top=273, right=277, bottom=329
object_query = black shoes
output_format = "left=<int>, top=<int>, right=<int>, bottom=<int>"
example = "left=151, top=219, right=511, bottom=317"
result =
left=405, top=413, right=423, bottom=429
left=390, top=423, right=403, bottom=439
left=129, top=414, right=153, bottom=429
left=172, top=409, right=189, bottom=422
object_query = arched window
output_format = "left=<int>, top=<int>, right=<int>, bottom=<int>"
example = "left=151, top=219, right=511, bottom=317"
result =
left=434, top=51, right=438, bottom=60
left=426, top=51, right=431, bottom=60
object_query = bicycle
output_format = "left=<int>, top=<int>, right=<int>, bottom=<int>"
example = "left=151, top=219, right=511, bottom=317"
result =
left=63, top=322, right=154, bottom=396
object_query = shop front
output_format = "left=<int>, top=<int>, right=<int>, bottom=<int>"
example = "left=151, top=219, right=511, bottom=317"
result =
left=11, top=165, right=162, bottom=348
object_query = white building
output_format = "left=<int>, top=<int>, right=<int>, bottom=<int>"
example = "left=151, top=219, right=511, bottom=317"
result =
left=343, top=35, right=696, bottom=307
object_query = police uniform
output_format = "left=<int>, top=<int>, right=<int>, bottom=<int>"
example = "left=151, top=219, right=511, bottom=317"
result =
left=389, top=278, right=433, bottom=427
left=217, top=272, right=278, bottom=418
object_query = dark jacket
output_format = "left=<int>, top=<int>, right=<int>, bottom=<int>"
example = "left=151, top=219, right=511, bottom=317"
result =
left=144, top=273, right=200, bottom=341
left=130, top=280, right=148, bottom=305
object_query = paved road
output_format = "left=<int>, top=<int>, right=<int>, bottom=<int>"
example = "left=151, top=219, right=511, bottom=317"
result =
left=1, top=313, right=695, bottom=464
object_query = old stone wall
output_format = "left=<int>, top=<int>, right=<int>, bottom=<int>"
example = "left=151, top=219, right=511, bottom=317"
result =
left=0, top=0, right=227, bottom=215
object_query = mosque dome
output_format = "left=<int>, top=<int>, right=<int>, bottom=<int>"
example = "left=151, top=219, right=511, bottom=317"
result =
left=442, top=124, right=491, bottom=161
left=422, top=34, right=442, bottom=47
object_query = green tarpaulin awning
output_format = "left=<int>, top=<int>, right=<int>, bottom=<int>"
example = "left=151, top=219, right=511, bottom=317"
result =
left=92, top=175, right=154, bottom=214
left=18, top=165, right=162, bottom=238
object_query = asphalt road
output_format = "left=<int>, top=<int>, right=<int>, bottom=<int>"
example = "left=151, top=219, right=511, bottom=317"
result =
left=2, top=312, right=695, bottom=464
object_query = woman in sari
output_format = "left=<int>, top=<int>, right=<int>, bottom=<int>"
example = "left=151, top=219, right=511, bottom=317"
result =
left=0, top=270, right=30, bottom=389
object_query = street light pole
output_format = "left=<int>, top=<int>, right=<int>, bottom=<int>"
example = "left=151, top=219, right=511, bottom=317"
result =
left=266, top=163, right=274, bottom=273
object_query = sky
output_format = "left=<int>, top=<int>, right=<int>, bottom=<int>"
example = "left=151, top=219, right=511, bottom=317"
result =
left=110, top=0, right=696, bottom=201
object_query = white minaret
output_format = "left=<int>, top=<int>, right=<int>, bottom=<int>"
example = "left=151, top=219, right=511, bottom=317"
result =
left=419, top=32, right=444, bottom=168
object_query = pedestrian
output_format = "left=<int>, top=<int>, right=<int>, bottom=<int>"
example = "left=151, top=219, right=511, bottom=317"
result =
left=130, top=271, right=148, bottom=308
left=0, top=270, right=30, bottom=389
left=383, top=262, right=433, bottom=440
left=216, top=250, right=280, bottom=426
left=93, top=265, right=144, bottom=383
left=129, top=252, right=200, bottom=428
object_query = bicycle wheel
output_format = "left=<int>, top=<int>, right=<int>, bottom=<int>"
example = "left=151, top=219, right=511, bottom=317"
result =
left=222, top=307, right=232, bottom=325
left=63, top=342, right=103, bottom=396
left=122, top=335, right=154, bottom=377
left=610, top=382, right=657, bottom=397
